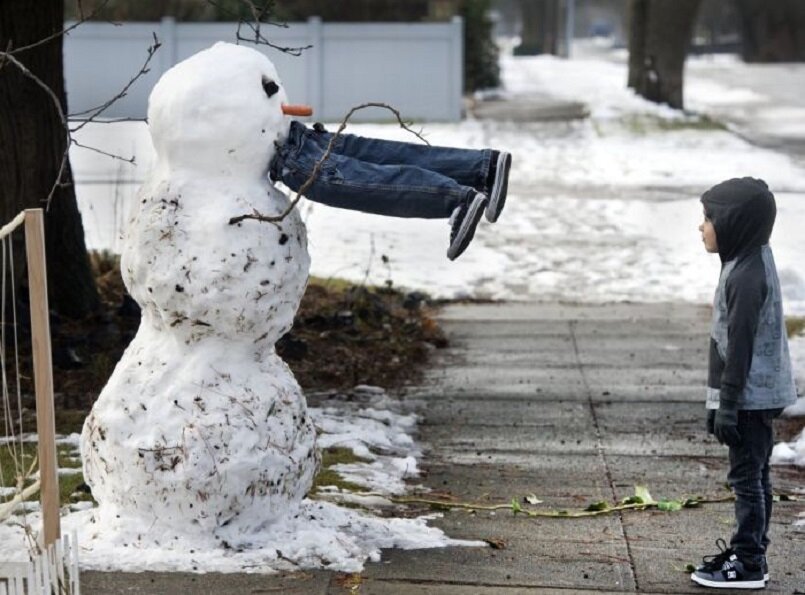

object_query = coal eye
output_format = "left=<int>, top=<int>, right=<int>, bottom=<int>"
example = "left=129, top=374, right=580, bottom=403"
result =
left=262, top=77, right=279, bottom=98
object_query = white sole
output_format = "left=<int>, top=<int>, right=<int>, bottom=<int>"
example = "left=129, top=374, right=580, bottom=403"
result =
left=690, top=572, right=766, bottom=589
left=447, top=194, right=486, bottom=260
left=485, top=152, right=511, bottom=223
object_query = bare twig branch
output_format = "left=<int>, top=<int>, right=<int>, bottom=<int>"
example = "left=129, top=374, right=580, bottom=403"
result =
left=0, top=26, right=160, bottom=210
left=72, top=139, right=136, bottom=164
left=0, top=455, right=40, bottom=523
left=235, top=23, right=312, bottom=56
left=0, top=52, right=72, bottom=209
left=0, top=40, right=11, bottom=71
left=229, top=102, right=430, bottom=226
left=69, top=33, right=161, bottom=129
left=208, top=0, right=289, bottom=29
left=208, top=0, right=312, bottom=55
left=82, top=117, right=147, bottom=124
left=9, top=0, right=114, bottom=56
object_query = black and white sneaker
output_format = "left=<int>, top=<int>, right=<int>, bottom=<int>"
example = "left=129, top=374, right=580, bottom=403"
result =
left=484, top=151, right=511, bottom=223
left=691, top=539, right=765, bottom=589
left=447, top=192, right=487, bottom=260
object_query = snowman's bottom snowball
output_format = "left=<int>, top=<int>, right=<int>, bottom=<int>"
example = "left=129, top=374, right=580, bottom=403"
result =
left=81, top=329, right=318, bottom=537
left=64, top=500, right=484, bottom=573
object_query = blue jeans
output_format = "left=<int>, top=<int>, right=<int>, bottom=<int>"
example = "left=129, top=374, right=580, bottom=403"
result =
left=269, top=121, right=493, bottom=218
left=728, top=408, right=783, bottom=569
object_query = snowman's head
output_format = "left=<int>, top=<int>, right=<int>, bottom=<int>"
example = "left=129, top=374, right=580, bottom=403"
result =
left=148, top=42, right=291, bottom=179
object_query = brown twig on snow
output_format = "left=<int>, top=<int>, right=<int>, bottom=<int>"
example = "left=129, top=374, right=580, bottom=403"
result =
left=228, top=102, right=430, bottom=226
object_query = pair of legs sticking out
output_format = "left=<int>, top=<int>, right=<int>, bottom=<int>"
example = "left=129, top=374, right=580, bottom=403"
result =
left=270, top=121, right=512, bottom=260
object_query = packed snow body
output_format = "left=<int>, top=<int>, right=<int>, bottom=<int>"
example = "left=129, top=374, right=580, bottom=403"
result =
left=80, top=43, right=317, bottom=543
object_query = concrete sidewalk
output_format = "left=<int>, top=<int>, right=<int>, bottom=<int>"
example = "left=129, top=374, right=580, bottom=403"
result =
left=83, top=302, right=805, bottom=594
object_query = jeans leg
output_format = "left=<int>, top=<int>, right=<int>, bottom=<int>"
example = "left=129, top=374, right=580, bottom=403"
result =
left=728, top=410, right=774, bottom=569
left=311, top=126, right=494, bottom=190
left=274, top=123, right=472, bottom=218
left=761, top=408, right=782, bottom=554
left=761, top=456, right=772, bottom=554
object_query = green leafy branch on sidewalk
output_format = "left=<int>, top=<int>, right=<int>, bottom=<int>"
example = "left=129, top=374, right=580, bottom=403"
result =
left=387, top=485, right=800, bottom=519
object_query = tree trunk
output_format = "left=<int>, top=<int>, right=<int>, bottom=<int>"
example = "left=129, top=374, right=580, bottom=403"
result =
left=0, top=0, right=100, bottom=319
left=735, top=0, right=805, bottom=62
left=515, top=0, right=560, bottom=56
left=627, top=0, right=648, bottom=90
left=627, top=0, right=702, bottom=109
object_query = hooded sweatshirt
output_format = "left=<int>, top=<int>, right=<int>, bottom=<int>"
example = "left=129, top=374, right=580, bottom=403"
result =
left=701, top=177, right=797, bottom=411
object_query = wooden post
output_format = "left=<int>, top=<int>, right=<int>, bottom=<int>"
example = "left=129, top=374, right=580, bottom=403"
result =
left=24, top=209, right=60, bottom=547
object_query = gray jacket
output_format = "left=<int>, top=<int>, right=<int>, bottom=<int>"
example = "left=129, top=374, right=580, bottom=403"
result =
left=706, top=244, right=798, bottom=411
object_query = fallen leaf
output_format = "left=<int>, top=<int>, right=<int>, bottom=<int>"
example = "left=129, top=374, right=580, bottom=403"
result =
left=510, top=497, right=522, bottom=514
left=524, top=493, right=543, bottom=505
left=585, top=500, right=610, bottom=512
left=658, top=499, right=683, bottom=512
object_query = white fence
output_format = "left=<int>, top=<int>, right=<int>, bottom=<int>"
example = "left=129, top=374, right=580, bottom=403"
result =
left=0, top=533, right=80, bottom=595
left=64, top=17, right=464, bottom=122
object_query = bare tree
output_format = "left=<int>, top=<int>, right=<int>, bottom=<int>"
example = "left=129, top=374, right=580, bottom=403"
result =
left=627, top=0, right=702, bottom=110
left=515, top=0, right=560, bottom=56
left=735, top=0, right=805, bottom=63
left=0, top=0, right=100, bottom=319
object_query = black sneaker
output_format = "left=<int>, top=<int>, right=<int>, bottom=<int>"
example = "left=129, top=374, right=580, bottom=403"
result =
left=693, top=540, right=769, bottom=584
left=695, top=538, right=733, bottom=575
left=691, top=540, right=765, bottom=589
left=484, top=151, right=511, bottom=223
left=447, top=192, right=487, bottom=260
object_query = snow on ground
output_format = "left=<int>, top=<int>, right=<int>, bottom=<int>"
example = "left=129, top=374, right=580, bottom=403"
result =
left=0, top=387, right=481, bottom=573
left=685, top=54, right=805, bottom=144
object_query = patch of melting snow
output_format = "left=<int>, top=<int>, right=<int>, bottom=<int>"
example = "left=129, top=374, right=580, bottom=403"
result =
left=0, top=386, right=482, bottom=573
left=772, top=336, right=805, bottom=470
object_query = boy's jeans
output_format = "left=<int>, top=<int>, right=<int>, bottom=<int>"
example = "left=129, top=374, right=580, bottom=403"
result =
left=728, top=408, right=783, bottom=568
left=269, top=121, right=493, bottom=218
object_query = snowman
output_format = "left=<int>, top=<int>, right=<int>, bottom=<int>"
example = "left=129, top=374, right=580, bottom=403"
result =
left=80, top=43, right=319, bottom=542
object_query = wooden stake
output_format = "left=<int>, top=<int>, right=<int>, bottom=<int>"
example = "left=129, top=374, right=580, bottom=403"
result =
left=24, top=209, right=60, bottom=547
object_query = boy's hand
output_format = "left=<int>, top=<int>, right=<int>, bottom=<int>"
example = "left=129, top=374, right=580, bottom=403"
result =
left=714, top=405, right=741, bottom=447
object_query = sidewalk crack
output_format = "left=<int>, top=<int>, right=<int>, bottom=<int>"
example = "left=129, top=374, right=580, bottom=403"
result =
left=569, top=319, right=639, bottom=592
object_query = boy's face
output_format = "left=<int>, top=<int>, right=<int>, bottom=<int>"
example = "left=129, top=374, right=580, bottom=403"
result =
left=699, top=211, right=719, bottom=253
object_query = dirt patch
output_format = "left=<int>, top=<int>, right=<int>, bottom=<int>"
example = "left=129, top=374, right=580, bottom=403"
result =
left=278, top=280, right=446, bottom=391
left=1, top=252, right=447, bottom=437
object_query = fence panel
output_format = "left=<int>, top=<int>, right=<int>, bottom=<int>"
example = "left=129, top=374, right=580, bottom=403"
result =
left=64, top=17, right=463, bottom=122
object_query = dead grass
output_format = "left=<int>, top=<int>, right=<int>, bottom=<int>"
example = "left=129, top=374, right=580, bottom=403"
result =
left=281, top=281, right=447, bottom=390
left=786, top=316, right=805, bottom=338
left=0, top=443, right=89, bottom=506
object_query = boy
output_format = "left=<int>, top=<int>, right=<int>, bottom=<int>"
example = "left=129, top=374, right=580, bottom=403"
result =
left=270, top=120, right=512, bottom=261
left=691, top=177, right=797, bottom=589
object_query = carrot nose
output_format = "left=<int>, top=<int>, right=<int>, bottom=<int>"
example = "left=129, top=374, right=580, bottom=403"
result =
left=281, top=104, right=313, bottom=117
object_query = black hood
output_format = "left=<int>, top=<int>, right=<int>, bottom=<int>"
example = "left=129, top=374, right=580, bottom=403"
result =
left=700, top=177, right=776, bottom=262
